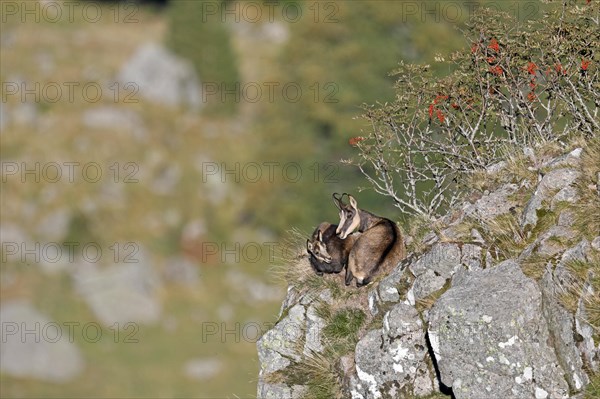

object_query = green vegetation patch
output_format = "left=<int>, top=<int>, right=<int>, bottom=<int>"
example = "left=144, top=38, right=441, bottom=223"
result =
left=167, top=0, right=240, bottom=115
left=584, top=372, right=600, bottom=399
left=323, top=308, right=366, bottom=342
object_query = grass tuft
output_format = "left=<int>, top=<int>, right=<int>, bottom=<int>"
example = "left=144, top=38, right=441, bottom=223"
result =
left=584, top=372, right=600, bottom=399
left=266, top=344, right=346, bottom=399
left=520, top=254, right=553, bottom=280
left=572, top=138, right=600, bottom=242
left=271, top=229, right=355, bottom=301
left=416, top=279, right=451, bottom=313
left=323, top=308, right=366, bottom=342
left=404, top=214, right=438, bottom=255
left=265, top=307, right=366, bottom=398
left=557, top=255, right=600, bottom=340
left=471, top=212, right=528, bottom=262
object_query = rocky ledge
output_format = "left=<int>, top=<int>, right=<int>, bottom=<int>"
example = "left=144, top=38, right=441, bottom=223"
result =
left=257, top=145, right=600, bottom=399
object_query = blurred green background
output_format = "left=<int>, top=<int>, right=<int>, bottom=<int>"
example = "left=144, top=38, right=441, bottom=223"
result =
left=0, top=0, right=544, bottom=397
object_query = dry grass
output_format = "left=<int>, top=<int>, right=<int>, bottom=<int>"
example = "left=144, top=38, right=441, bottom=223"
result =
left=469, top=212, right=528, bottom=261
left=494, top=143, right=537, bottom=184
left=584, top=372, right=600, bottom=399
left=416, top=278, right=452, bottom=313
left=404, top=214, right=439, bottom=255
left=276, top=347, right=344, bottom=399
left=273, top=228, right=376, bottom=303
left=411, top=137, right=599, bottom=314
left=520, top=255, right=554, bottom=280
left=262, top=304, right=367, bottom=398
left=559, top=255, right=600, bottom=336
left=572, top=137, right=600, bottom=242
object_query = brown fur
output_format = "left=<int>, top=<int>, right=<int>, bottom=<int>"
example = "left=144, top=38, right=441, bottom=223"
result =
left=307, top=222, right=360, bottom=275
left=333, top=194, right=406, bottom=287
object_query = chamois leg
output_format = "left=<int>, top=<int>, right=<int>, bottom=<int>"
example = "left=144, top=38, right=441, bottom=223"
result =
left=345, top=267, right=354, bottom=286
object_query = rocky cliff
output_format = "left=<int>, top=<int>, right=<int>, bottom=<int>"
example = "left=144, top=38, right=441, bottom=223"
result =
left=256, top=142, right=600, bottom=399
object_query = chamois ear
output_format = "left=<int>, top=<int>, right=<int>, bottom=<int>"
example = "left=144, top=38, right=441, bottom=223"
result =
left=349, top=195, right=358, bottom=209
left=306, top=239, right=312, bottom=251
left=317, top=230, right=323, bottom=242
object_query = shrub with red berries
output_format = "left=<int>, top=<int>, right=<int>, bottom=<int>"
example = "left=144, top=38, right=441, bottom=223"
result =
left=348, top=0, right=598, bottom=218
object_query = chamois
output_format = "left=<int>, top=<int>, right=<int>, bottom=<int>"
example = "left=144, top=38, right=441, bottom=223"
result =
left=306, top=222, right=359, bottom=275
left=333, top=193, right=406, bottom=287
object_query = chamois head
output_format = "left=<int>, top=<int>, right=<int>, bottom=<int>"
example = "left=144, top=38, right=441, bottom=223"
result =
left=332, top=193, right=360, bottom=240
left=306, top=230, right=333, bottom=264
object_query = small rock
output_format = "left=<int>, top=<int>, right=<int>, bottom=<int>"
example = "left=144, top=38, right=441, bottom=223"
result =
left=486, top=161, right=507, bottom=174
left=461, top=244, right=483, bottom=271
left=422, top=231, right=439, bottom=245
left=278, top=285, right=301, bottom=319
left=378, top=264, right=408, bottom=303
left=183, top=358, right=222, bottom=380
left=543, top=148, right=583, bottom=169
left=82, top=106, right=146, bottom=140
left=557, top=210, right=575, bottom=227
left=551, top=186, right=579, bottom=210
left=13, top=103, right=38, bottom=126
left=163, top=255, right=200, bottom=286
left=35, top=207, right=71, bottom=242
left=74, top=254, right=162, bottom=326
left=367, top=289, right=380, bottom=316
left=543, top=167, right=580, bottom=189
left=303, top=303, right=326, bottom=356
left=471, top=228, right=485, bottom=244
left=0, top=301, right=85, bottom=382
left=466, top=184, right=519, bottom=219
left=339, top=354, right=355, bottom=375
left=410, top=243, right=461, bottom=278
left=257, top=382, right=307, bottom=399
left=591, top=236, right=600, bottom=252
left=522, top=168, right=580, bottom=229
left=412, top=270, right=447, bottom=301
left=520, top=226, right=577, bottom=260
left=117, top=42, right=202, bottom=110
left=522, top=195, right=543, bottom=229
left=524, top=147, right=537, bottom=164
